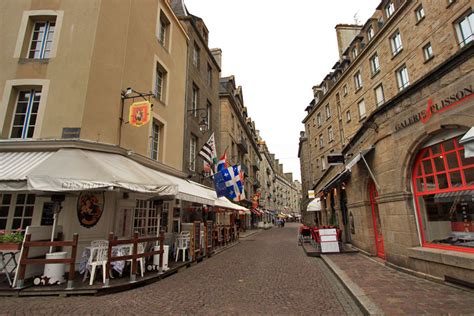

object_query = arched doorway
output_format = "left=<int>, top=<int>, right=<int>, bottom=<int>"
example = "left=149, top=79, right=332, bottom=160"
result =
left=369, top=180, right=385, bottom=259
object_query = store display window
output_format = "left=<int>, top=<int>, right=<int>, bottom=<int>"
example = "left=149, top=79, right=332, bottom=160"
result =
left=412, top=136, right=474, bottom=252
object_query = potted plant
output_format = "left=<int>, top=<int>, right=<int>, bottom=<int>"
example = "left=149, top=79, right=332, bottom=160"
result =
left=0, top=230, right=24, bottom=251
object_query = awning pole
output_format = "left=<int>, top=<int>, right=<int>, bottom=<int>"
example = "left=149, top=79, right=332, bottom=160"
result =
left=361, top=154, right=381, bottom=192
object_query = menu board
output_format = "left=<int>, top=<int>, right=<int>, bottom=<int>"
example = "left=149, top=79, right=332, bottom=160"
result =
left=206, top=221, right=213, bottom=251
left=193, top=221, right=200, bottom=256
left=41, top=202, right=55, bottom=226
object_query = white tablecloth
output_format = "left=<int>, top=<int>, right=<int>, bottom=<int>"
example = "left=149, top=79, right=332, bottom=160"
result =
left=79, top=245, right=130, bottom=276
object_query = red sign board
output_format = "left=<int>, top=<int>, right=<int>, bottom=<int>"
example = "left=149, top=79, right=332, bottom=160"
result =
left=129, top=101, right=151, bottom=127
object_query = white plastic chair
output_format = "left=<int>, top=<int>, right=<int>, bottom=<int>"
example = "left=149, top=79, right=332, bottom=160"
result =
left=125, top=243, right=145, bottom=277
left=175, top=235, right=190, bottom=262
left=87, top=240, right=109, bottom=285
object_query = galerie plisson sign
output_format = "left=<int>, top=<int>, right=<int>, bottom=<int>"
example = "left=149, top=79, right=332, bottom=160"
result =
left=394, top=85, right=473, bottom=132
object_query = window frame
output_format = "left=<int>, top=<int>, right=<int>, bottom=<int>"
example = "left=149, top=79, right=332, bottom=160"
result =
left=374, top=84, right=385, bottom=107
left=155, top=63, right=167, bottom=102
left=385, top=2, right=395, bottom=18
left=189, top=134, right=197, bottom=172
left=415, top=4, right=425, bottom=23
left=423, top=42, right=434, bottom=61
left=358, top=99, right=366, bottom=120
left=367, top=26, right=374, bottom=41
left=319, top=134, right=324, bottom=148
left=325, top=104, right=331, bottom=119
left=0, top=193, right=36, bottom=231
left=193, top=42, right=201, bottom=68
left=346, top=110, right=351, bottom=122
left=150, top=119, right=160, bottom=160
left=390, top=30, right=403, bottom=56
left=317, top=113, right=322, bottom=127
left=396, top=65, right=410, bottom=91
left=10, top=89, right=41, bottom=139
left=454, top=11, right=473, bottom=48
left=354, top=71, right=363, bottom=91
left=370, top=53, right=380, bottom=75
left=133, top=199, right=160, bottom=237
left=328, top=126, right=334, bottom=142
left=28, top=20, right=56, bottom=59
left=191, top=84, right=199, bottom=116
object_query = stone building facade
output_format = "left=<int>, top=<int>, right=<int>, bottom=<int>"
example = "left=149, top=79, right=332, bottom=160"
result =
left=218, top=75, right=262, bottom=207
left=0, top=0, right=191, bottom=261
left=301, top=0, right=474, bottom=284
left=170, top=0, right=222, bottom=187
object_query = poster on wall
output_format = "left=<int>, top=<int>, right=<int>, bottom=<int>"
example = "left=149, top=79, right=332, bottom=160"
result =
left=77, top=192, right=105, bottom=228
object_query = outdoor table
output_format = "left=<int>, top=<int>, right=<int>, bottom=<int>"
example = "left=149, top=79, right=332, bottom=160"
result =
left=0, top=250, right=19, bottom=287
left=79, top=244, right=131, bottom=277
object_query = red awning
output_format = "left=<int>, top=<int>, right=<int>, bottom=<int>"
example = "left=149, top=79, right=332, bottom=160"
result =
left=250, top=208, right=262, bottom=216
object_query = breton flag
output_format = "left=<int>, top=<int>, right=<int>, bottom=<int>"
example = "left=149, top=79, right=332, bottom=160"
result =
left=216, top=151, right=228, bottom=173
left=198, top=133, right=217, bottom=174
left=222, top=165, right=245, bottom=201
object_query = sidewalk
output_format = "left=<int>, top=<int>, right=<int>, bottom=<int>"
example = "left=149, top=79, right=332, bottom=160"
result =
left=321, top=253, right=474, bottom=315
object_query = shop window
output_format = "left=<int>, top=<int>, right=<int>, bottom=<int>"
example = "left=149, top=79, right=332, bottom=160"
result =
left=133, top=199, right=160, bottom=236
left=412, top=136, right=474, bottom=252
left=0, top=193, right=35, bottom=231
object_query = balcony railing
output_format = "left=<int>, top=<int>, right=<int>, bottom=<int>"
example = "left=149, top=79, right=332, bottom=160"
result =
left=241, top=162, right=249, bottom=176
left=252, top=160, right=260, bottom=171
left=238, top=137, right=248, bottom=154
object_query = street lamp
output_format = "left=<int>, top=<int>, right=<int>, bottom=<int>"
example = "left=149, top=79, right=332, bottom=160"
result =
left=187, top=108, right=209, bottom=133
left=118, top=87, right=155, bottom=146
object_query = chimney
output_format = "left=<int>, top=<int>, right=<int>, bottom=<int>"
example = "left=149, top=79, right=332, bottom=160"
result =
left=211, top=48, right=222, bottom=71
left=335, top=24, right=362, bottom=60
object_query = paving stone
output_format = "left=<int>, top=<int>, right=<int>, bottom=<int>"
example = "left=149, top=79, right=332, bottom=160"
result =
left=0, top=223, right=360, bottom=315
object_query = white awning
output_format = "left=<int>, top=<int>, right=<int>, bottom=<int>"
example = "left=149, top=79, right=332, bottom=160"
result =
left=0, top=149, right=177, bottom=195
left=307, top=198, right=322, bottom=212
left=159, top=176, right=215, bottom=205
left=460, top=127, right=474, bottom=158
left=345, top=147, right=374, bottom=171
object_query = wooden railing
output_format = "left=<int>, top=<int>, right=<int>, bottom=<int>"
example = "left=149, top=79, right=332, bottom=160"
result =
left=16, top=233, right=79, bottom=289
left=105, top=231, right=164, bottom=285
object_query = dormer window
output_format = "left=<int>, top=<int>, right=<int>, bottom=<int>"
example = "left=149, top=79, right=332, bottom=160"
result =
left=322, top=84, right=328, bottom=94
left=352, top=47, right=359, bottom=59
left=385, top=2, right=395, bottom=18
left=367, top=26, right=374, bottom=41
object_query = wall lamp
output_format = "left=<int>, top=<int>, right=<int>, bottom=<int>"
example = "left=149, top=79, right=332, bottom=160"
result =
left=187, top=108, right=209, bottom=133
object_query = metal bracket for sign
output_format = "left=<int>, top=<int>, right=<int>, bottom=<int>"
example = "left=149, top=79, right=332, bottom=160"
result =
left=361, top=154, right=380, bottom=191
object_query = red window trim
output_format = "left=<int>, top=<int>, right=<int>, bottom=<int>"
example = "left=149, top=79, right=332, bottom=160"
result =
left=412, top=137, right=474, bottom=254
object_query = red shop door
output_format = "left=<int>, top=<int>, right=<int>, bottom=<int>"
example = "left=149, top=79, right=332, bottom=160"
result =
left=369, top=181, right=385, bottom=259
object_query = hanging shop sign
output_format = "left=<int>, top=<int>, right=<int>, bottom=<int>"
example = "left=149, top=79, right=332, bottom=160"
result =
left=395, top=86, right=473, bottom=132
left=129, top=101, right=151, bottom=127
left=308, top=190, right=315, bottom=199
left=77, top=192, right=105, bottom=228
left=327, top=153, right=345, bottom=166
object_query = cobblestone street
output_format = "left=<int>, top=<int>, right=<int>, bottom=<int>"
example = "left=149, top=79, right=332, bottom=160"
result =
left=0, top=223, right=361, bottom=315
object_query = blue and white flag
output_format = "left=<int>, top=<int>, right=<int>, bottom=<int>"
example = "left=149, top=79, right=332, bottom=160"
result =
left=213, top=171, right=229, bottom=198
left=222, top=165, right=245, bottom=201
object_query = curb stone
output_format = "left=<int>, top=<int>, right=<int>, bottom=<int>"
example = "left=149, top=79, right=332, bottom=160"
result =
left=320, top=254, right=384, bottom=316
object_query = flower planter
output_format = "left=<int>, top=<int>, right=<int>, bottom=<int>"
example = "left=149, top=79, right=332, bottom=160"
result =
left=0, top=243, right=22, bottom=251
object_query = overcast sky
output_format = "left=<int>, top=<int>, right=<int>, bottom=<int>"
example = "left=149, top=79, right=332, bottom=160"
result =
left=183, top=0, right=380, bottom=181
